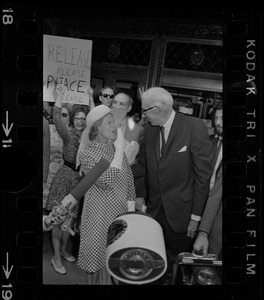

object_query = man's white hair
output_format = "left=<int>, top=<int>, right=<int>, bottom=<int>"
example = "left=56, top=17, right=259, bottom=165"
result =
left=141, top=87, right=173, bottom=107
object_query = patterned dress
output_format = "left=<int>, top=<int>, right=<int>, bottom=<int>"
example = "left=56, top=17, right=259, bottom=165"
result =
left=45, top=106, right=82, bottom=217
left=77, top=141, right=135, bottom=273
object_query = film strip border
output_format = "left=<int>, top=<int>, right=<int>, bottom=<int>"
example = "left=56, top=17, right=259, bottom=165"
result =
left=2, top=5, right=42, bottom=300
left=1, top=5, right=262, bottom=300
left=223, top=11, right=261, bottom=299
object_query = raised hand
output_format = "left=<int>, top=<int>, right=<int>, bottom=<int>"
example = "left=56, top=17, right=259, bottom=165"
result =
left=114, top=127, right=125, bottom=153
left=55, top=84, right=66, bottom=97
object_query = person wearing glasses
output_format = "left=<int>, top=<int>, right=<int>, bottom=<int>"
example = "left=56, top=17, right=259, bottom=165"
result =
left=98, top=86, right=115, bottom=107
left=45, top=85, right=89, bottom=275
left=131, top=87, right=213, bottom=284
left=61, top=104, right=72, bottom=128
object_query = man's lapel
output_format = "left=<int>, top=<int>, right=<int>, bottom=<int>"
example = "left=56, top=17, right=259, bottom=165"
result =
left=163, top=112, right=181, bottom=155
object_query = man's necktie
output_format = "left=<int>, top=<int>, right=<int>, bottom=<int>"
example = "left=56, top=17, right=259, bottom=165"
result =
left=160, top=126, right=166, bottom=157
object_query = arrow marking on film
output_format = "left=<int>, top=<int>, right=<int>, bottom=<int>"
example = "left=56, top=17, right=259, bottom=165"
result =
left=2, top=111, right=13, bottom=137
left=2, top=252, right=13, bottom=279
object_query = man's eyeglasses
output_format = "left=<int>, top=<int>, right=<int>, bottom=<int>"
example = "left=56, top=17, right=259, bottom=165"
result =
left=101, top=94, right=114, bottom=99
left=142, top=106, right=158, bottom=116
left=74, top=117, right=86, bottom=122
left=112, top=100, right=127, bottom=107
left=61, top=113, right=69, bottom=118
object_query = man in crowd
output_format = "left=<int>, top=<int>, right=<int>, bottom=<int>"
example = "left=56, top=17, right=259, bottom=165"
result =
left=193, top=103, right=223, bottom=258
left=131, top=87, right=213, bottom=284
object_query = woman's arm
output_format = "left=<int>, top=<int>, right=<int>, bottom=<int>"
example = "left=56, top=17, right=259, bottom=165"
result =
left=43, top=116, right=50, bottom=188
left=86, top=87, right=95, bottom=110
left=54, top=85, right=64, bottom=108
left=53, top=86, right=70, bottom=140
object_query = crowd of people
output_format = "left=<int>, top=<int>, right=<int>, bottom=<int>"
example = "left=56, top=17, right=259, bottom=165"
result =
left=43, top=85, right=222, bottom=285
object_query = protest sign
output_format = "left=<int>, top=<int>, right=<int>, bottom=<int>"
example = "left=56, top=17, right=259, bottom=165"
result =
left=43, top=35, right=92, bottom=105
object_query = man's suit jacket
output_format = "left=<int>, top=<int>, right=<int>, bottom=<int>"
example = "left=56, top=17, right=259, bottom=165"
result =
left=199, top=136, right=222, bottom=255
left=132, top=112, right=213, bottom=233
left=198, top=163, right=222, bottom=235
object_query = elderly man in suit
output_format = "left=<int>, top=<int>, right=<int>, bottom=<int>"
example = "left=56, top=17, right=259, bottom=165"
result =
left=131, top=87, right=213, bottom=284
left=193, top=103, right=223, bottom=258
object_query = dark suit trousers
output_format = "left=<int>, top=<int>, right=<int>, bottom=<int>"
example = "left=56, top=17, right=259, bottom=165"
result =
left=155, top=204, right=194, bottom=284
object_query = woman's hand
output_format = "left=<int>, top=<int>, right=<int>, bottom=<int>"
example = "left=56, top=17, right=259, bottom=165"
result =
left=135, top=197, right=146, bottom=212
left=54, top=84, right=67, bottom=107
left=86, top=86, right=94, bottom=97
left=114, top=127, right=125, bottom=153
left=86, top=86, right=95, bottom=109
left=55, top=84, right=66, bottom=97
left=111, top=128, right=125, bottom=170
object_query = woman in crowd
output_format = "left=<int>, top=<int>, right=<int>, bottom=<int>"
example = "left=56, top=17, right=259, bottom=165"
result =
left=61, top=103, right=72, bottom=128
left=77, top=105, right=135, bottom=284
left=45, top=86, right=89, bottom=275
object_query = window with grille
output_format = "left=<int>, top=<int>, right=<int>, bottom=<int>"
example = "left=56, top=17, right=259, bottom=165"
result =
left=164, top=42, right=223, bottom=74
left=87, top=36, right=152, bottom=66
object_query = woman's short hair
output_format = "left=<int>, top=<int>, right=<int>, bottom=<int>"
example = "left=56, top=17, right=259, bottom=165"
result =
left=69, top=104, right=89, bottom=125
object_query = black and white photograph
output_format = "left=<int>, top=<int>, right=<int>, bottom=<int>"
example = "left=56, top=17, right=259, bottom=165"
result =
left=1, top=5, right=262, bottom=300
left=42, top=8, right=223, bottom=286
